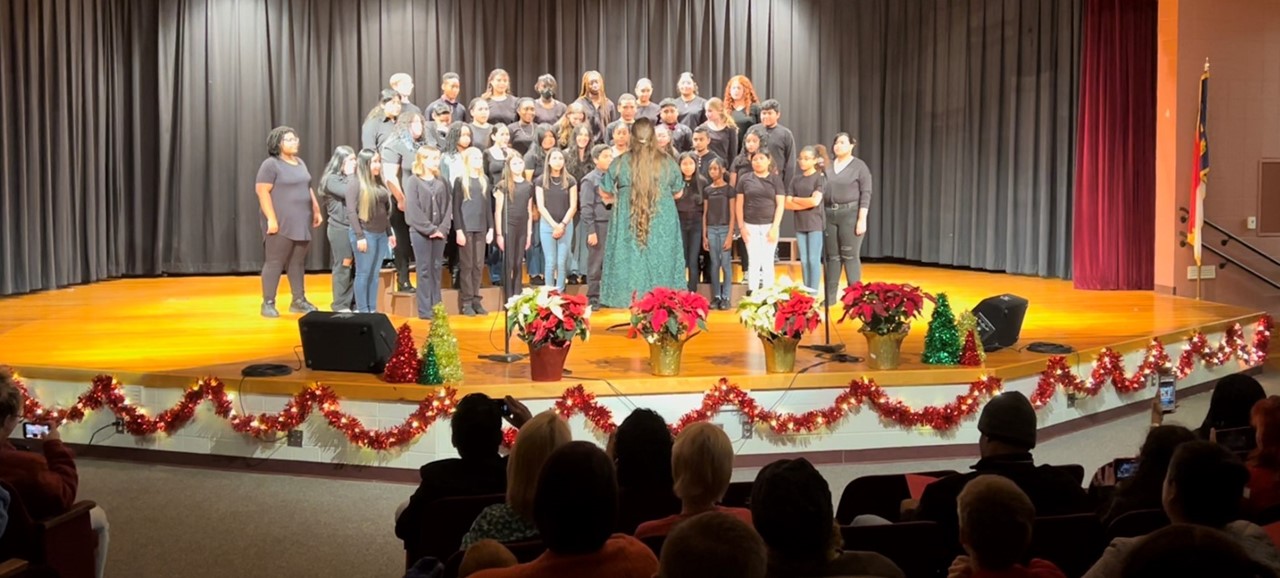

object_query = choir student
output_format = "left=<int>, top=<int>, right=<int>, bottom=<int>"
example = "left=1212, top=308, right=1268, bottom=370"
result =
left=634, top=78, right=660, bottom=123
left=453, top=148, right=495, bottom=316
left=346, top=148, right=397, bottom=313
left=752, top=99, right=797, bottom=187
left=535, top=149, right=578, bottom=291
left=574, top=70, right=616, bottom=142
left=702, top=158, right=735, bottom=310
left=495, top=154, right=535, bottom=299
left=556, top=102, right=590, bottom=149
left=427, top=72, right=468, bottom=123
left=424, top=103, right=452, bottom=150
left=822, top=133, right=873, bottom=304
left=785, top=146, right=826, bottom=294
left=255, top=126, right=322, bottom=318
left=405, top=146, right=452, bottom=319
left=533, top=74, right=568, bottom=126
left=675, top=152, right=707, bottom=292
left=605, top=93, right=638, bottom=146
left=658, top=99, right=693, bottom=153
left=482, top=68, right=519, bottom=126
left=468, top=98, right=495, bottom=156
left=724, top=75, right=761, bottom=154
left=736, top=150, right=785, bottom=292
left=698, top=97, right=738, bottom=166
left=578, top=145, right=614, bottom=308
left=509, top=98, right=538, bottom=156
left=380, top=111, right=428, bottom=292
left=674, top=72, right=707, bottom=131
left=690, top=127, right=718, bottom=182
left=319, top=146, right=357, bottom=312
left=389, top=73, right=420, bottom=117
left=361, top=89, right=402, bottom=150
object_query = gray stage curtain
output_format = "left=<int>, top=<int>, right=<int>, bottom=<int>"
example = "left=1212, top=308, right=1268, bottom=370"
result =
left=0, top=0, right=1078, bottom=296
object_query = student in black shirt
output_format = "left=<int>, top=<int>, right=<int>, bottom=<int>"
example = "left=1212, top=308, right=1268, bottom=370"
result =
left=361, top=89, right=402, bottom=150
left=690, top=127, right=720, bottom=182
left=822, top=133, right=873, bottom=303
left=404, top=146, right=452, bottom=320
left=751, top=99, right=798, bottom=187
left=319, top=146, right=358, bottom=312
left=674, top=72, right=707, bottom=131
left=556, top=102, right=591, bottom=149
left=427, top=72, right=468, bottom=124
left=736, top=150, right=785, bottom=293
left=730, top=127, right=769, bottom=188
left=453, top=148, right=495, bottom=316
left=468, top=98, right=495, bottom=155
left=578, top=145, right=614, bottom=308
left=724, top=75, right=761, bottom=155
left=346, top=148, right=397, bottom=313
left=609, top=122, right=632, bottom=159
left=424, top=103, right=452, bottom=150
left=495, top=154, right=536, bottom=299
left=482, top=68, right=519, bottom=127
left=564, top=124, right=596, bottom=183
left=573, top=70, right=616, bottom=143
left=658, top=98, right=694, bottom=153
left=522, top=125, right=558, bottom=285
left=533, top=74, right=568, bottom=126
left=380, top=111, right=427, bottom=292
left=655, top=125, right=676, bottom=157
left=535, top=149, right=579, bottom=292
left=509, top=98, right=538, bottom=156
left=698, top=97, right=738, bottom=167
left=634, top=78, right=660, bottom=123
left=254, top=126, right=322, bottom=318
left=390, top=73, right=420, bottom=117
left=675, top=152, right=707, bottom=292
left=702, top=158, right=735, bottom=310
left=605, top=93, right=639, bottom=146
left=785, top=146, right=827, bottom=294
left=484, top=124, right=516, bottom=286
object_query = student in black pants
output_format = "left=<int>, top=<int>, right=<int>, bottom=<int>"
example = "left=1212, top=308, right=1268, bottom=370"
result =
left=453, top=148, right=495, bottom=316
left=405, top=146, right=452, bottom=320
left=254, top=126, right=322, bottom=318
left=319, top=145, right=358, bottom=312
left=495, top=154, right=535, bottom=300
left=578, top=145, right=614, bottom=308
left=380, top=111, right=427, bottom=292
left=675, top=152, right=707, bottom=292
left=823, top=133, right=873, bottom=304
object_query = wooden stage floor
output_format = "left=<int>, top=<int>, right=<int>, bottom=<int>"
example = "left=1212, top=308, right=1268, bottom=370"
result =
left=0, top=264, right=1264, bottom=402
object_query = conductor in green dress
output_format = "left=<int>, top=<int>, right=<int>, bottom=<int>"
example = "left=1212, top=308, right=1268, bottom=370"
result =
left=598, top=118, right=686, bottom=308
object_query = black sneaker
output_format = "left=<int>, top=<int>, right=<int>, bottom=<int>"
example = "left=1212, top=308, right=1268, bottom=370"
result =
left=397, top=282, right=415, bottom=292
left=462, top=304, right=476, bottom=317
left=531, top=275, right=545, bottom=286
left=261, top=301, right=280, bottom=318
left=289, top=299, right=317, bottom=314
left=473, top=303, right=488, bottom=315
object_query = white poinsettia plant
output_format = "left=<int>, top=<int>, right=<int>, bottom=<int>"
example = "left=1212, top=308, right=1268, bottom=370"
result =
left=736, top=278, right=823, bottom=341
left=505, top=287, right=592, bottom=348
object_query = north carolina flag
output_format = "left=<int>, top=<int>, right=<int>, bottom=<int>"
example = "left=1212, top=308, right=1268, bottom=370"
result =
left=1188, top=65, right=1210, bottom=266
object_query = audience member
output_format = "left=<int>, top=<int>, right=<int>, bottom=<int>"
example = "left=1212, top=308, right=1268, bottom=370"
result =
left=0, top=485, right=7, bottom=538
left=1082, top=441, right=1280, bottom=577
left=1247, top=396, right=1280, bottom=516
left=1198, top=373, right=1266, bottom=441
left=948, top=475, right=1066, bottom=578
left=460, top=540, right=519, bottom=577
left=912, top=392, right=1090, bottom=541
left=635, top=422, right=750, bottom=538
left=471, top=442, right=659, bottom=578
left=1096, top=425, right=1197, bottom=526
left=0, top=367, right=109, bottom=578
left=397, top=393, right=531, bottom=542
left=752, top=458, right=905, bottom=578
left=1120, top=524, right=1274, bottom=578
left=609, top=409, right=680, bottom=533
left=461, top=411, right=571, bottom=549
left=659, top=510, right=767, bottom=578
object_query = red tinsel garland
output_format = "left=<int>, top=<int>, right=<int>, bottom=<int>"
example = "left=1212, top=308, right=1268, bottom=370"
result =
left=16, top=318, right=1271, bottom=450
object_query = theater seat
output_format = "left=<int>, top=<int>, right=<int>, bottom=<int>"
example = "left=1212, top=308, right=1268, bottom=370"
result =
left=0, top=481, right=98, bottom=578
left=403, top=493, right=506, bottom=569
left=1030, top=513, right=1105, bottom=578
left=1105, top=508, right=1169, bottom=541
left=840, top=521, right=948, bottom=578
left=835, top=470, right=958, bottom=524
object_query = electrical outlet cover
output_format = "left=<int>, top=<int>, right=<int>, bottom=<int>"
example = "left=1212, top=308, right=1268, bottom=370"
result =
left=287, top=429, right=303, bottom=447
left=1200, top=265, right=1217, bottom=279
left=1247, top=216, right=1258, bottom=230
left=1186, top=265, right=1199, bottom=280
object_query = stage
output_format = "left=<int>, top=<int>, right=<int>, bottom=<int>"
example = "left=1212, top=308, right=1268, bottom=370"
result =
left=4, top=263, right=1271, bottom=469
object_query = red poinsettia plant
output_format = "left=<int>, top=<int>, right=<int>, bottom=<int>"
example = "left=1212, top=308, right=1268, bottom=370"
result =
left=628, top=288, right=710, bottom=343
left=505, top=287, right=592, bottom=349
left=838, top=281, right=932, bottom=335
left=736, top=280, right=823, bottom=341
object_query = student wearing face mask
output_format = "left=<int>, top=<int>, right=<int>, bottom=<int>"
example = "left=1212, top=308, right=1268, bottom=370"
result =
left=634, top=78, right=660, bottom=123
left=533, top=74, right=568, bottom=126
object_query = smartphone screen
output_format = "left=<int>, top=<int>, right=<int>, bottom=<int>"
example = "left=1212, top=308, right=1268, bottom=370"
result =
left=1113, top=458, right=1139, bottom=480
left=1158, top=375, right=1176, bottom=413
left=1216, top=426, right=1257, bottom=456
left=22, top=422, right=50, bottom=439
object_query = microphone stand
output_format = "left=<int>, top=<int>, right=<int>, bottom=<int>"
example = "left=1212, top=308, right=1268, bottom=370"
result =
left=481, top=162, right=526, bottom=364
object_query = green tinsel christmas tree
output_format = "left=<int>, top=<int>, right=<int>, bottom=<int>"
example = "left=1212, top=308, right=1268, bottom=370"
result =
left=425, top=302, right=465, bottom=384
left=922, top=293, right=962, bottom=365
left=419, top=341, right=442, bottom=385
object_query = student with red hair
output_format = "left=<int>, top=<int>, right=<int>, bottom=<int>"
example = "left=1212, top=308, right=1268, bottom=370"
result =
left=1247, top=396, right=1280, bottom=515
left=723, top=75, right=761, bottom=155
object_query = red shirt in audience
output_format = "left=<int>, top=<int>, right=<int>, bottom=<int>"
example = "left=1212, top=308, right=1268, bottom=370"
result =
left=971, top=559, right=1067, bottom=578
left=0, top=439, right=78, bottom=520
left=633, top=506, right=752, bottom=539
left=470, top=534, right=658, bottom=578
left=1247, top=466, right=1280, bottom=515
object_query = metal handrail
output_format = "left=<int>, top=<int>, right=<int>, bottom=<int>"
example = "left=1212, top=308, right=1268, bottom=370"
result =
left=1180, top=236, right=1280, bottom=291
left=1179, top=207, right=1280, bottom=270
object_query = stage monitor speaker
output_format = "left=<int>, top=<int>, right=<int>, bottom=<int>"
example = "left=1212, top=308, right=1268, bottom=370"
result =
left=298, top=312, right=397, bottom=373
left=972, top=294, right=1029, bottom=352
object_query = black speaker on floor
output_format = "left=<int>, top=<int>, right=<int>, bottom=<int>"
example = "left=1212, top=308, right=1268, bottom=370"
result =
left=972, top=294, right=1029, bottom=352
left=298, top=312, right=397, bottom=373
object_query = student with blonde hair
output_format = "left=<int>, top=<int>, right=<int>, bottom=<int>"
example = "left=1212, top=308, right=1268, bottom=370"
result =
left=453, top=147, right=495, bottom=316
left=404, top=145, right=451, bottom=319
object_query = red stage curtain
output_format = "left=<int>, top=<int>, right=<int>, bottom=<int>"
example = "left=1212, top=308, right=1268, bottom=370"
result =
left=1072, top=0, right=1158, bottom=290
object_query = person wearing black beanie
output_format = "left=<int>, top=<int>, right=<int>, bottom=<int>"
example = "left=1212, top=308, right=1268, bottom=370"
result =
left=909, top=391, right=1091, bottom=549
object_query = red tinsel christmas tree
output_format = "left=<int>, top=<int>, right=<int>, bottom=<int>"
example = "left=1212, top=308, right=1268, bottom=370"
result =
left=960, top=329, right=983, bottom=366
left=383, top=323, right=421, bottom=383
